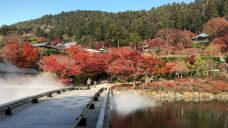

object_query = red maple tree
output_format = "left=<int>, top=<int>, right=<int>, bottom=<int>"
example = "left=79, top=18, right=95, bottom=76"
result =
left=142, top=56, right=165, bottom=82
left=81, top=53, right=107, bottom=77
left=1, top=43, right=39, bottom=67
left=107, top=58, right=135, bottom=81
left=40, top=55, right=81, bottom=84
left=203, top=17, right=228, bottom=39
left=67, top=45, right=107, bottom=78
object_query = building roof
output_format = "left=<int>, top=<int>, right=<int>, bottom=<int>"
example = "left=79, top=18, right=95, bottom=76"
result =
left=64, top=42, right=77, bottom=49
left=98, top=48, right=105, bottom=51
left=32, top=42, right=61, bottom=50
left=198, top=33, right=209, bottom=38
left=56, top=42, right=77, bottom=49
left=32, top=42, right=49, bottom=47
left=192, top=33, right=209, bottom=40
left=84, top=48, right=99, bottom=53
left=0, top=63, right=39, bottom=74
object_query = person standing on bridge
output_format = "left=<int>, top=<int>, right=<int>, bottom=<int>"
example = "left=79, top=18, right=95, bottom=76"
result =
left=87, top=78, right=91, bottom=89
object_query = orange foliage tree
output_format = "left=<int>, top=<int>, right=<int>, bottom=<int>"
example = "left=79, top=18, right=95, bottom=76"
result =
left=66, top=45, right=107, bottom=78
left=1, top=43, right=39, bottom=67
left=107, top=47, right=143, bottom=84
left=142, top=56, right=166, bottom=82
left=40, top=55, right=81, bottom=84
left=203, top=17, right=228, bottom=39
left=38, top=37, right=49, bottom=43
left=210, top=34, right=228, bottom=53
left=155, top=28, right=196, bottom=50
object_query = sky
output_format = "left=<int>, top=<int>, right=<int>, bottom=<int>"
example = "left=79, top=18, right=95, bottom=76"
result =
left=0, top=0, right=194, bottom=26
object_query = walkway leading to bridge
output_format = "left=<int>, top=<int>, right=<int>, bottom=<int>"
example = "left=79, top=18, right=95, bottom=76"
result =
left=0, top=83, right=109, bottom=128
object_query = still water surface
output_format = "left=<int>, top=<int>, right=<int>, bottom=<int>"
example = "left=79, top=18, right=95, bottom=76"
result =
left=111, top=95, right=228, bottom=128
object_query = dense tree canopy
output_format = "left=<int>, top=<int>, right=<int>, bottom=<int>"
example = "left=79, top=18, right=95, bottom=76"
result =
left=1, top=43, right=39, bottom=67
left=40, top=55, right=81, bottom=84
left=203, top=17, right=228, bottom=38
left=1, top=0, right=226, bottom=47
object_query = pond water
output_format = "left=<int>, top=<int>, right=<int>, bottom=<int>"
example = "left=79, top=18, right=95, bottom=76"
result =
left=111, top=94, right=228, bottom=128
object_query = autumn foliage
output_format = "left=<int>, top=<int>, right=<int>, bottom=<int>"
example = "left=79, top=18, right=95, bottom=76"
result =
left=107, top=48, right=142, bottom=81
left=210, top=34, right=228, bottom=53
left=203, top=17, right=228, bottom=39
left=107, top=58, right=135, bottom=80
left=40, top=55, right=81, bottom=84
left=1, top=43, right=39, bottom=67
left=38, top=37, right=49, bottom=43
left=66, top=45, right=107, bottom=77
left=50, top=38, right=62, bottom=46
left=146, top=38, right=165, bottom=48
left=40, top=46, right=167, bottom=84
left=155, top=28, right=196, bottom=50
left=80, top=53, right=107, bottom=77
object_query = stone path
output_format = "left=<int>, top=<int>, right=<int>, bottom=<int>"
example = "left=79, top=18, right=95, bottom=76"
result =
left=0, top=83, right=109, bottom=128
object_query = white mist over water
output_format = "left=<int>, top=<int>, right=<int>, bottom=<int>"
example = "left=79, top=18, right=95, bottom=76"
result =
left=0, top=73, right=64, bottom=105
left=112, top=94, right=158, bottom=115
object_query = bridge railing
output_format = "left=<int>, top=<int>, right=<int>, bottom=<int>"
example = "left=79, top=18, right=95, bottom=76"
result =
left=0, top=86, right=89, bottom=115
left=71, top=87, right=107, bottom=128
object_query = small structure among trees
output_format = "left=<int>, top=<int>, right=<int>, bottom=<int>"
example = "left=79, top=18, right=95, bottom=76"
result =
left=192, top=33, right=210, bottom=49
left=192, top=33, right=209, bottom=42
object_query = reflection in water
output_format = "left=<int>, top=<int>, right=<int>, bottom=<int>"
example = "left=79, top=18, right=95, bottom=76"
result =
left=112, top=96, right=228, bottom=128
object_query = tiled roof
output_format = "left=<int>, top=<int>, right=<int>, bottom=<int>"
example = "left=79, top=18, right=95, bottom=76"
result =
left=192, top=33, right=209, bottom=39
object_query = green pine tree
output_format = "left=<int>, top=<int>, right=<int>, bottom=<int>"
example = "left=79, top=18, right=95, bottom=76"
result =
left=205, top=0, right=219, bottom=21
left=223, top=0, right=228, bottom=16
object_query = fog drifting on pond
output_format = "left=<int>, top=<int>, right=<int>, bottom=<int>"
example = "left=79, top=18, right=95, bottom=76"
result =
left=112, top=94, right=158, bottom=115
left=0, top=73, right=64, bottom=105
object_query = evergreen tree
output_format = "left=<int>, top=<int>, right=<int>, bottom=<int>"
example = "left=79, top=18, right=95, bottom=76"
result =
left=34, top=27, right=47, bottom=37
left=205, top=0, right=219, bottom=21
left=129, top=32, right=141, bottom=49
left=223, top=0, right=228, bottom=16
left=1, top=0, right=225, bottom=47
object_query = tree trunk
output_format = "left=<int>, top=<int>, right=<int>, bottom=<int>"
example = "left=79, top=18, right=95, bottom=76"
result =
left=133, top=70, right=136, bottom=89
left=118, top=40, right=120, bottom=48
left=197, top=68, right=200, bottom=76
left=149, top=75, right=154, bottom=82
left=145, top=73, right=148, bottom=84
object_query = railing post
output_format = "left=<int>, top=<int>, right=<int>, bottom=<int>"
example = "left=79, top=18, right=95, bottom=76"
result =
left=57, top=90, right=61, bottom=94
left=5, top=107, right=12, bottom=115
left=77, top=117, right=87, bottom=126
left=87, top=103, right=95, bottom=109
left=96, top=93, right=100, bottom=97
left=32, top=98, right=39, bottom=104
left=93, top=96, right=99, bottom=101
left=47, top=93, right=52, bottom=97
